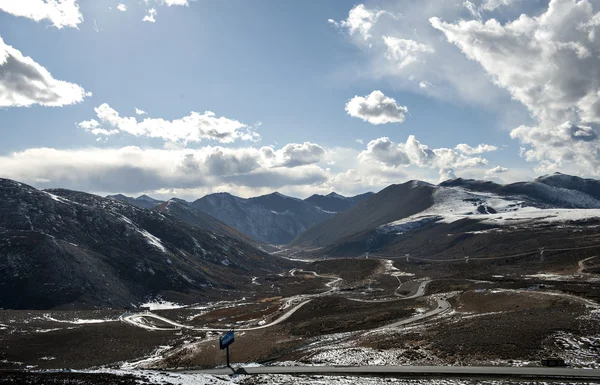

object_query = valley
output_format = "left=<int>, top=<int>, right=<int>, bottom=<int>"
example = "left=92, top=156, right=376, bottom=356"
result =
left=2, top=174, right=600, bottom=384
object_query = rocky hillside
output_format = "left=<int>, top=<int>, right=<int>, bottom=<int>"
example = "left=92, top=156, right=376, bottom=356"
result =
left=106, top=194, right=164, bottom=209
left=155, top=198, right=260, bottom=247
left=304, top=192, right=373, bottom=213
left=0, top=179, right=287, bottom=310
left=291, top=173, right=600, bottom=258
left=192, top=192, right=334, bottom=245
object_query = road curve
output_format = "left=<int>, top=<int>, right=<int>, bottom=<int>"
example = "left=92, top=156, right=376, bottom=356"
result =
left=346, top=279, right=431, bottom=303
left=121, top=299, right=312, bottom=332
left=186, top=365, right=600, bottom=380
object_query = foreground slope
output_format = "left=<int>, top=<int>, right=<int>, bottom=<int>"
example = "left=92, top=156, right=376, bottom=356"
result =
left=192, top=192, right=334, bottom=244
left=0, top=179, right=285, bottom=309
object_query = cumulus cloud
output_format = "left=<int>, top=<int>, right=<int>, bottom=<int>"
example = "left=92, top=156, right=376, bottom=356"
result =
left=328, top=4, right=397, bottom=40
left=79, top=103, right=259, bottom=144
left=359, top=135, right=488, bottom=180
left=116, top=3, right=127, bottom=12
left=135, top=108, right=146, bottom=115
left=455, top=143, right=498, bottom=155
left=431, top=0, right=600, bottom=173
left=330, top=2, right=515, bottom=108
left=277, top=142, right=325, bottom=167
left=0, top=36, right=90, bottom=107
left=345, top=90, right=408, bottom=125
left=486, top=165, right=508, bottom=174
left=383, top=36, right=435, bottom=68
left=0, top=0, right=83, bottom=29
left=143, top=8, right=157, bottom=22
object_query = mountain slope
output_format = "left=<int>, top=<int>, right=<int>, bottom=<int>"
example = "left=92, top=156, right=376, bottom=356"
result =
left=292, top=174, right=600, bottom=258
left=304, top=192, right=374, bottom=213
left=0, top=179, right=285, bottom=310
left=290, top=181, right=436, bottom=248
left=192, top=192, right=334, bottom=244
left=155, top=198, right=260, bottom=246
left=106, top=194, right=164, bottom=209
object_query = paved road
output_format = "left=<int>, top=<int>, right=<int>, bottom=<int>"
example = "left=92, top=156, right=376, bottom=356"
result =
left=186, top=365, right=600, bottom=380
left=347, top=279, right=431, bottom=303
left=121, top=299, right=312, bottom=332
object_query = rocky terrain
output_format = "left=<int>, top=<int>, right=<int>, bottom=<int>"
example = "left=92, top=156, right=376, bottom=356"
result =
left=291, top=173, right=600, bottom=258
left=191, top=192, right=333, bottom=245
left=0, top=179, right=288, bottom=310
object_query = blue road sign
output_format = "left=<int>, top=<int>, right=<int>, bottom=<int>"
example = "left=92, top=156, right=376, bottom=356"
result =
left=220, top=330, right=235, bottom=350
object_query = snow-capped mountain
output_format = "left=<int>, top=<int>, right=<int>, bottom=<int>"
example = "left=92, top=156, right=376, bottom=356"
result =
left=292, top=173, right=600, bottom=257
left=106, top=193, right=164, bottom=209
left=0, top=179, right=286, bottom=310
left=192, top=192, right=335, bottom=245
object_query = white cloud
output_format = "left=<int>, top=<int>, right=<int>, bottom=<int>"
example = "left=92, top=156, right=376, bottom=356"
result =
left=455, top=143, right=498, bottom=155
left=143, top=8, right=157, bottom=22
left=329, top=4, right=397, bottom=40
left=0, top=0, right=83, bottom=29
left=486, top=165, right=508, bottom=174
left=358, top=135, right=488, bottom=181
left=330, top=2, right=518, bottom=110
left=162, top=0, right=188, bottom=6
left=419, top=81, right=434, bottom=89
left=0, top=145, right=329, bottom=195
left=116, top=3, right=127, bottom=12
left=481, top=0, right=521, bottom=11
left=356, top=139, right=364, bottom=144
left=277, top=142, right=325, bottom=167
left=431, top=0, right=600, bottom=174
left=0, top=36, right=90, bottom=107
left=345, top=90, right=408, bottom=125
left=79, top=103, right=259, bottom=144
left=383, top=36, right=435, bottom=68
left=135, top=108, right=146, bottom=115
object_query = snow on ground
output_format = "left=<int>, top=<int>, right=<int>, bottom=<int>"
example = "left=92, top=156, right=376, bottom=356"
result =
left=42, top=315, right=116, bottom=324
left=378, top=186, right=600, bottom=235
left=139, top=300, right=185, bottom=310
left=119, top=215, right=167, bottom=252
left=86, top=369, right=234, bottom=384
left=553, top=332, right=600, bottom=369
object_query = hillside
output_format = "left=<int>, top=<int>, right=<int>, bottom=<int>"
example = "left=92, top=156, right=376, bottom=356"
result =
left=154, top=198, right=260, bottom=246
left=303, top=192, right=374, bottom=213
left=192, top=192, right=334, bottom=244
left=106, top=194, right=164, bottom=210
left=290, top=181, right=436, bottom=248
left=0, top=179, right=287, bottom=310
left=291, top=173, right=600, bottom=258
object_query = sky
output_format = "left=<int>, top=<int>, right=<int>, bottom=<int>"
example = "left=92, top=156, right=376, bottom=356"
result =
left=1, top=0, right=600, bottom=200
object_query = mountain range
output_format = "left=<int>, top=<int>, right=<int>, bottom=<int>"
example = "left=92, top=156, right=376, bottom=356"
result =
left=0, top=179, right=288, bottom=310
left=109, top=191, right=374, bottom=245
left=3, top=173, right=600, bottom=310
left=291, top=173, right=600, bottom=258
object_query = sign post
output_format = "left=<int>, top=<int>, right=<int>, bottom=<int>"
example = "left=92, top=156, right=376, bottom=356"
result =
left=219, top=330, right=235, bottom=370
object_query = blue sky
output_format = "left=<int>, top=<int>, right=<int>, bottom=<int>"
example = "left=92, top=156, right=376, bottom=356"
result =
left=1, top=0, right=598, bottom=199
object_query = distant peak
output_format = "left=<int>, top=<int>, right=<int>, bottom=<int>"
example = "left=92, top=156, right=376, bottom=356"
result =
left=136, top=194, right=158, bottom=202
left=326, top=192, right=346, bottom=199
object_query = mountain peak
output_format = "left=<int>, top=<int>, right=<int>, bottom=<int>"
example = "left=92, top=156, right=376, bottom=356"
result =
left=326, top=192, right=347, bottom=199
